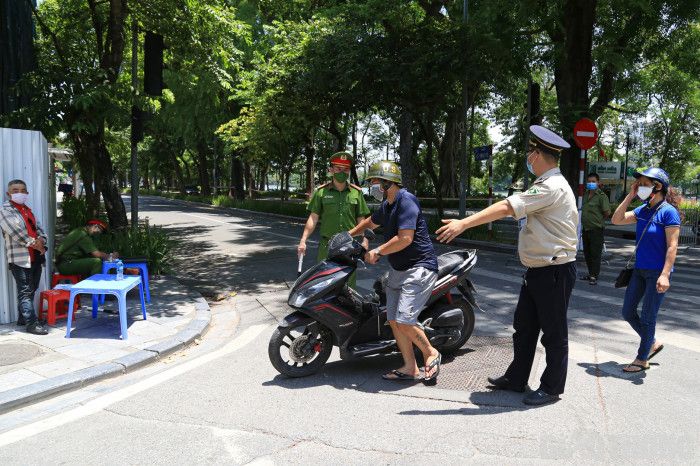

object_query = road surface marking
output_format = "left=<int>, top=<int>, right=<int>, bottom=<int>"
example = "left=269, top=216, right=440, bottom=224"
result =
left=0, top=324, right=270, bottom=447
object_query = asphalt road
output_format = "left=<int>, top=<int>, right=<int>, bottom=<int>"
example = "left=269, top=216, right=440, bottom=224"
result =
left=0, top=195, right=698, bottom=465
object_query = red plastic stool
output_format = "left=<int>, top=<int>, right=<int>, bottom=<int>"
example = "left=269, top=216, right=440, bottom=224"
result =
left=51, top=274, right=82, bottom=288
left=39, top=289, right=80, bottom=326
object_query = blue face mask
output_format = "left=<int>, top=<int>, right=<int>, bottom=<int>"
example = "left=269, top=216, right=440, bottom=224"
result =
left=586, top=182, right=598, bottom=190
left=526, top=153, right=536, bottom=175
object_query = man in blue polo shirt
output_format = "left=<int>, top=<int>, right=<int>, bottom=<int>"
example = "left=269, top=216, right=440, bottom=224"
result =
left=349, top=161, right=442, bottom=383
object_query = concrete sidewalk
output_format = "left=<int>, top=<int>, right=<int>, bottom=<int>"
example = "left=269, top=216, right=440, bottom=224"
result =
left=0, top=276, right=211, bottom=413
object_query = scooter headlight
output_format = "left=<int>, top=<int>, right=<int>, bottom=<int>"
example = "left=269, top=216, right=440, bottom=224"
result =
left=290, top=276, right=337, bottom=307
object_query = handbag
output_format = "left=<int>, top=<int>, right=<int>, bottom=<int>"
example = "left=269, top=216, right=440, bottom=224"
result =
left=613, top=202, right=663, bottom=288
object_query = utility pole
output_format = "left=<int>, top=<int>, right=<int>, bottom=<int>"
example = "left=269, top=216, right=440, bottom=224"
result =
left=622, top=128, right=630, bottom=198
left=130, top=17, right=139, bottom=231
left=459, top=0, right=469, bottom=217
left=523, top=77, right=532, bottom=190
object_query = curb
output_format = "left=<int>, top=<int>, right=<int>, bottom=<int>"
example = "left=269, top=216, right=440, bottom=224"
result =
left=0, top=296, right=212, bottom=415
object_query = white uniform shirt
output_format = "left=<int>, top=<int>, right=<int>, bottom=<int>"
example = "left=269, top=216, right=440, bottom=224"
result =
left=506, top=168, right=578, bottom=268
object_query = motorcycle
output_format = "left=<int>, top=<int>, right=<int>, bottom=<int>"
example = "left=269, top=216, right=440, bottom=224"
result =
left=268, top=230, right=479, bottom=377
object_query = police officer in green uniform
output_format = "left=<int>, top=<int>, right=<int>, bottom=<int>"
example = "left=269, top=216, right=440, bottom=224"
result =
left=56, top=219, right=118, bottom=276
left=581, top=172, right=611, bottom=285
left=298, top=151, right=370, bottom=288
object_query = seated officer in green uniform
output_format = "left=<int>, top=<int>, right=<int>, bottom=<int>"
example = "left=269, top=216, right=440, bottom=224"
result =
left=298, top=151, right=370, bottom=288
left=580, top=172, right=611, bottom=285
left=55, top=219, right=118, bottom=276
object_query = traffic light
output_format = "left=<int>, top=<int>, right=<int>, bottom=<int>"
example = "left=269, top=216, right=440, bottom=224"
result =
left=144, top=32, right=164, bottom=96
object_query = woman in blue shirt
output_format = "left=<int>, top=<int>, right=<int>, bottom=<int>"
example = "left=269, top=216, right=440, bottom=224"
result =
left=611, top=168, right=681, bottom=373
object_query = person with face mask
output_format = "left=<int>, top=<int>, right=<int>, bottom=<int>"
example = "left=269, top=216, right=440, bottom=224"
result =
left=436, top=125, right=578, bottom=406
left=55, top=219, right=118, bottom=277
left=349, top=161, right=442, bottom=382
left=611, top=167, right=681, bottom=373
left=298, top=151, right=370, bottom=288
left=0, top=179, right=49, bottom=334
left=580, top=172, right=611, bottom=285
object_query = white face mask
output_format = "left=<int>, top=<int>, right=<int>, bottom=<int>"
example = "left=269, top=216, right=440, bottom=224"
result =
left=10, top=193, right=28, bottom=205
left=637, top=186, right=653, bottom=201
left=370, top=183, right=384, bottom=202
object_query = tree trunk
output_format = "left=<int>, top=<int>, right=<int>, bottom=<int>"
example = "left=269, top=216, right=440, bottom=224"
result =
left=552, top=0, right=597, bottom=191
left=195, top=141, right=211, bottom=196
left=229, top=151, right=245, bottom=200
left=304, top=134, right=315, bottom=198
left=397, top=109, right=415, bottom=193
left=419, top=116, right=444, bottom=218
left=438, top=108, right=460, bottom=197
left=70, top=132, right=99, bottom=217
left=244, top=161, right=254, bottom=197
left=86, top=127, right=128, bottom=228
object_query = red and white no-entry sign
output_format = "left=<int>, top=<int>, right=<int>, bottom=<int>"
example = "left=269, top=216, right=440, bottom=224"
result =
left=573, top=118, right=598, bottom=149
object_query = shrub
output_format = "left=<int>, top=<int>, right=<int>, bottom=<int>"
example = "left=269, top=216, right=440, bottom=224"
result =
left=94, top=223, right=174, bottom=275
left=212, top=195, right=308, bottom=218
left=59, top=196, right=91, bottom=230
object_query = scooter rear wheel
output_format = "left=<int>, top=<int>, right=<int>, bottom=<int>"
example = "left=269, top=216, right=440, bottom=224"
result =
left=268, top=323, right=333, bottom=377
left=433, top=299, right=475, bottom=355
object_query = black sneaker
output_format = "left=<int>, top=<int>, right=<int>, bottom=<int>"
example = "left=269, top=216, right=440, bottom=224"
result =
left=579, top=274, right=591, bottom=281
left=26, top=322, right=49, bottom=335
left=589, top=276, right=597, bottom=285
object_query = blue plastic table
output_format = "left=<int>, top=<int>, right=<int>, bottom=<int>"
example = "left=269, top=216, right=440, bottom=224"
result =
left=64, top=274, right=147, bottom=340
left=101, top=260, right=151, bottom=303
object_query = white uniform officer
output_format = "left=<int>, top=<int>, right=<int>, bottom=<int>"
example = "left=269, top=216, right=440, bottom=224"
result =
left=436, top=125, right=578, bottom=406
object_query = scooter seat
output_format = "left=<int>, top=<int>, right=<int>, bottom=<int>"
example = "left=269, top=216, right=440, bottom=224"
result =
left=437, top=253, right=463, bottom=279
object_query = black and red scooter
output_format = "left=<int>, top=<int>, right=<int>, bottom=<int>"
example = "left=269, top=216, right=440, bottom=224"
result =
left=268, top=230, right=479, bottom=377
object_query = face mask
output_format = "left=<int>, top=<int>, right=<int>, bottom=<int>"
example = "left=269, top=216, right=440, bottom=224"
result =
left=526, top=153, right=536, bottom=176
left=586, top=182, right=598, bottom=190
left=333, top=172, right=349, bottom=183
left=10, top=193, right=28, bottom=205
left=637, top=186, right=653, bottom=201
left=370, top=183, right=384, bottom=201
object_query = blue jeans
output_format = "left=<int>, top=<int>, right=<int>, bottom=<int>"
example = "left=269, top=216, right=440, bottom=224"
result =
left=621, top=268, right=666, bottom=360
left=9, top=262, right=43, bottom=325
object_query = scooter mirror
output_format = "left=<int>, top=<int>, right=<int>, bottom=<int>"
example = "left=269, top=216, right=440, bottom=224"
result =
left=363, top=229, right=376, bottom=241
left=356, top=259, right=367, bottom=269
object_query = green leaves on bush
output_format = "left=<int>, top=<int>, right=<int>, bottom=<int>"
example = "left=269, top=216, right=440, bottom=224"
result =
left=211, top=195, right=308, bottom=217
left=59, top=196, right=90, bottom=230
left=94, top=223, right=174, bottom=276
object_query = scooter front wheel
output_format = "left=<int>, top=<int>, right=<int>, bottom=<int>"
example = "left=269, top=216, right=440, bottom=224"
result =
left=268, top=323, right=333, bottom=377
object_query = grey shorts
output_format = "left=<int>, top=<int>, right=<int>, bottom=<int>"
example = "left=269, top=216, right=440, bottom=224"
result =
left=385, top=266, right=437, bottom=325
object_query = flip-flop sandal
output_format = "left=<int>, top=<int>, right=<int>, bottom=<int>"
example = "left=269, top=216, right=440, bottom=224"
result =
left=382, top=369, right=423, bottom=381
left=622, top=363, right=649, bottom=373
left=423, top=352, right=442, bottom=382
left=648, top=345, right=664, bottom=360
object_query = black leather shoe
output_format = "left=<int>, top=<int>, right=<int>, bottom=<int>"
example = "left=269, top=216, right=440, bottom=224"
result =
left=523, top=389, right=560, bottom=406
left=487, top=375, right=527, bottom=393
left=26, top=323, right=49, bottom=335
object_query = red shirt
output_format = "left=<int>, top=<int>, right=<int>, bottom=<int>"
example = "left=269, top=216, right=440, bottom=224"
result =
left=11, top=201, right=39, bottom=262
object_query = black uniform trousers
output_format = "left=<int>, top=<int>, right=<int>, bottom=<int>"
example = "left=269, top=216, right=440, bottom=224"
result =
left=504, top=261, right=576, bottom=395
left=582, top=227, right=605, bottom=278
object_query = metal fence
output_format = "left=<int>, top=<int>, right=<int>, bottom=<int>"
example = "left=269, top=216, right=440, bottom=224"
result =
left=679, top=207, right=700, bottom=248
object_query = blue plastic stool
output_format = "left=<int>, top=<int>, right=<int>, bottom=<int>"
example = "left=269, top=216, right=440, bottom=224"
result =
left=101, top=260, right=151, bottom=303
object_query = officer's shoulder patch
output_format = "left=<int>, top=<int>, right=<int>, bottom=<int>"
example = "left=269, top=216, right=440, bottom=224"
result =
left=525, top=186, right=541, bottom=195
